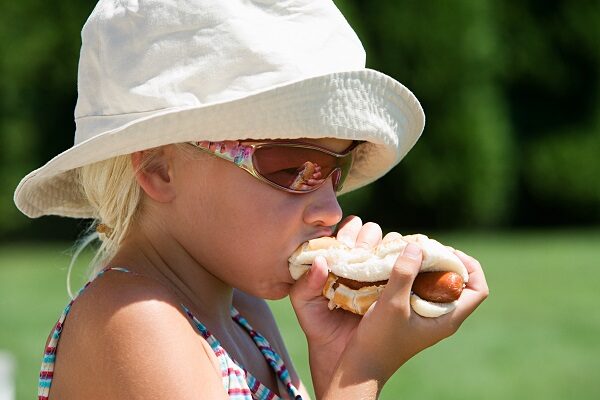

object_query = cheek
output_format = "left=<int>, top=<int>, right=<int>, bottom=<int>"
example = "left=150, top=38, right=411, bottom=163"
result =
left=176, top=165, right=303, bottom=285
left=207, top=190, right=295, bottom=263
left=205, top=167, right=300, bottom=240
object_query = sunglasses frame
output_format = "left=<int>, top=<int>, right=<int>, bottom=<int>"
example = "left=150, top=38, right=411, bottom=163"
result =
left=187, top=140, right=360, bottom=193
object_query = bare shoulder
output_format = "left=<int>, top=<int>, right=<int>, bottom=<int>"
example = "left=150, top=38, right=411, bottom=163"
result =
left=50, top=270, right=227, bottom=399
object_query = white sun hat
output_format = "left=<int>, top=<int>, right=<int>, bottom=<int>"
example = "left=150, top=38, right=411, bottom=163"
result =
left=14, top=0, right=425, bottom=219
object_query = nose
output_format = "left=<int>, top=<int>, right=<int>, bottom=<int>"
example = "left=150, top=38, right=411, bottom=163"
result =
left=302, top=174, right=343, bottom=228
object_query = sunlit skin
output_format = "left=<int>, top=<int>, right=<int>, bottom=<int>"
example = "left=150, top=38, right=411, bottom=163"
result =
left=118, top=137, right=351, bottom=304
left=107, top=137, right=351, bottom=397
left=49, top=137, right=488, bottom=399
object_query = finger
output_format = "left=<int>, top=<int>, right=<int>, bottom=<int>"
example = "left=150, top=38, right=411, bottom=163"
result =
left=450, top=285, right=489, bottom=325
left=382, top=231, right=403, bottom=243
left=377, top=243, right=423, bottom=312
left=289, top=256, right=329, bottom=306
left=355, top=222, right=382, bottom=249
left=335, top=215, right=362, bottom=247
left=450, top=250, right=489, bottom=322
left=454, top=250, right=489, bottom=294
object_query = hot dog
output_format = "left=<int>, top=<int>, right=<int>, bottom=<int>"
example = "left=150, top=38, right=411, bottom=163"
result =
left=288, top=233, right=469, bottom=317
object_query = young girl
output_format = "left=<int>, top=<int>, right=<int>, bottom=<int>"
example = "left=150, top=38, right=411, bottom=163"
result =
left=15, top=1, right=488, bottom=399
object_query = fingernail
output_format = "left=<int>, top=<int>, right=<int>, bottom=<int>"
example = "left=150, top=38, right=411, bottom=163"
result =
left=404, top=243, right=421, bottom=260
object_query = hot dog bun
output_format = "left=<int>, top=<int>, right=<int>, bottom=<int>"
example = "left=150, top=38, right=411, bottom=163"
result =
left=288, top=233, right=469, bottom=317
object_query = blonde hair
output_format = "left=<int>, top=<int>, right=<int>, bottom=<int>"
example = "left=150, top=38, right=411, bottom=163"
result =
left=66, top=143, right=200, bottom=298
left=65, top=152, right=148, bottom=298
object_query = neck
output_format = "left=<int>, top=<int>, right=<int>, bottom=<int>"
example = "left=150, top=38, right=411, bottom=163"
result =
left=108, top=221, right=234, bottom=324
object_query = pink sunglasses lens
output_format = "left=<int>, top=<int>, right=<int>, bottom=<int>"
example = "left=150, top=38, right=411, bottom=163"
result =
left=252, top=146, right=352, bottom=192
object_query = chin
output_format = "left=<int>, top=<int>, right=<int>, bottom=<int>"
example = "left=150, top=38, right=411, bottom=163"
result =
left=258, top=282, right=292, bottom=300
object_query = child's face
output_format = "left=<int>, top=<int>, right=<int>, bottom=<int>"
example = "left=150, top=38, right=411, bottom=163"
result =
left=170, top=138, right=351, bottom=299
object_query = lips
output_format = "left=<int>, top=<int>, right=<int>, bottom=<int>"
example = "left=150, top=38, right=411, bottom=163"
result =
left=311, top=230, right=335, bottom=240
left=298, top=231, right=335, bottom=253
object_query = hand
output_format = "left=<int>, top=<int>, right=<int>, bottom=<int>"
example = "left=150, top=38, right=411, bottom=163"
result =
left=289, top=216, right=384, bottom=343
left=337, top=228, right=490, bottom=385
left=289, top=216, right=489, bottom=397
left=288, top=216, right=381, bottom=396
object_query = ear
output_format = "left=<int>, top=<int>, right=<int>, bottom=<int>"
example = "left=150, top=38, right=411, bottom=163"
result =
left=131, top=147, right=176, bottom=203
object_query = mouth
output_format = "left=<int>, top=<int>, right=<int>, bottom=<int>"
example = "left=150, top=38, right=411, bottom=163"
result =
left=311, top=229, right=335, bottom=240
left=288, top=230, right=334, bottom=256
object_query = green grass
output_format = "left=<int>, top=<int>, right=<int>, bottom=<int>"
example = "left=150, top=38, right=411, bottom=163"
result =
left=1, top=230, right=600, bottom=399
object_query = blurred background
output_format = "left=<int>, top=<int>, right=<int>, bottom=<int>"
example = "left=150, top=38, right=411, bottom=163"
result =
left=1, top=0, right=599, bottom=399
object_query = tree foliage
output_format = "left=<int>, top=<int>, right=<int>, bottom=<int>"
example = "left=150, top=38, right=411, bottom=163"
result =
left=336, top=0, right=599, bottom=230
left=1, top=0, right=97, bottom=236
left=1, top=0, right=599, bottom=239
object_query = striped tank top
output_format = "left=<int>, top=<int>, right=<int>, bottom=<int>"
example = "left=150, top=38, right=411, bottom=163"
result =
left=38, top=267, right=303, bottom=400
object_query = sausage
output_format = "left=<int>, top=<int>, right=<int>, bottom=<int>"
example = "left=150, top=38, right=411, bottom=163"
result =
left=412, top=271, right=464, bottom=303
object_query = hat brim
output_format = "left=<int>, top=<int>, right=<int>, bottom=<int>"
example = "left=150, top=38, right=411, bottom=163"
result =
left=14, top=68, right=424, bottom=218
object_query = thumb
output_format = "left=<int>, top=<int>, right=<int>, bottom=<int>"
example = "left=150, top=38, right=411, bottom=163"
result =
left=289, top=256, right=329, bottom=306
left=379, top=243, right=423, bottom=306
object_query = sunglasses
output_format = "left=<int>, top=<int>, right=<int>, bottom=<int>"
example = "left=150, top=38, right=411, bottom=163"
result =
left=187, top=140, right=360, bottom=193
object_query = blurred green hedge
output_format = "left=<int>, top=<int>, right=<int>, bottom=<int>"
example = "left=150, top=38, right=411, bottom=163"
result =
left=336, top=0, right=599, bottom=230
left=1, top=0, right=599, bottom=239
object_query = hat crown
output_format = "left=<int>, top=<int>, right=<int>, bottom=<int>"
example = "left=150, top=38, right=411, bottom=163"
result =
left=75, top=0, right=366, bottom=143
